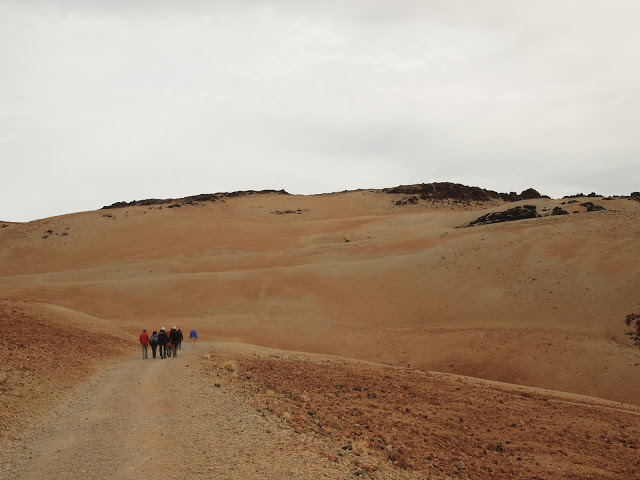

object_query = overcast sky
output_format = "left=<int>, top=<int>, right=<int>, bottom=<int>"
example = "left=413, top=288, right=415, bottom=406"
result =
left=2, top=1, right=639, bottom=221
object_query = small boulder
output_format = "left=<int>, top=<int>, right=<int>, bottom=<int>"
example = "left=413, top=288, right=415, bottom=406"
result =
left=551, top=206, right=569, bottom=215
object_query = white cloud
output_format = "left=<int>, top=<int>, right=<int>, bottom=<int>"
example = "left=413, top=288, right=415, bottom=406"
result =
left=1, top=1, right=640, bottom=220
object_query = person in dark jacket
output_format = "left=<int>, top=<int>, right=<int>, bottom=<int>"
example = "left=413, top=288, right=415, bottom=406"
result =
left=149, top=331, right=159, bottom=359
left=169, top=326, right=180, bottom=358
left=177, top=328, right=183, bottom=349
left=157, top=327, right=169, bottom=359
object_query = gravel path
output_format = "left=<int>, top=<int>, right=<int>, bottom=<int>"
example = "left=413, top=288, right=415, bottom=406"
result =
left=0, top=342, right=351, bottom=480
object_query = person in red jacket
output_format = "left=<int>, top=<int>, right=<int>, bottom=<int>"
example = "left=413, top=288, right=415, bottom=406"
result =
left=139, top=329, right=150, bottom=360
left=166, top=330, right=172, bottom=359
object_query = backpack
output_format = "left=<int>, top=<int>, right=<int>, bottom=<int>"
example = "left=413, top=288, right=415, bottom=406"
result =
left=149, top=334, right=158, bottom=346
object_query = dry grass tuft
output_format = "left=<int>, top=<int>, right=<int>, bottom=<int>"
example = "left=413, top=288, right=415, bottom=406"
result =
left=281, top=411, right=293, bottom=422
left=352, top=437, right=369, bottom=455
left=222, top=360, right=238, bottom=372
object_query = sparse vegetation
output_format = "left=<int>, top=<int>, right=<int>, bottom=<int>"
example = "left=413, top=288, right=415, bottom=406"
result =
left=351, top=437, right=370, bottom=455
left=281, top=411, right=293, bottom=422
left=222, top=359, right=238, bottom=372
left=202, top=351, right=640, bottom=479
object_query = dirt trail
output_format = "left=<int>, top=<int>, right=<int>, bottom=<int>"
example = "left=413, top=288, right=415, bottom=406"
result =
left=0, top=342, right=352, bottom=480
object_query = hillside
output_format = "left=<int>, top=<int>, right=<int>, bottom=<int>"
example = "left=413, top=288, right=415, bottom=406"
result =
left=1, top=184, right=640, bottom=408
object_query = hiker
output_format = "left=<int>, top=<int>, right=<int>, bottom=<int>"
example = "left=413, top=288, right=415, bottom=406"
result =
left=190, top=327, right=198, bottom=348
left=169, top=326, right=180, bottom=358
left=157, top=327, right=169, bottom=359
left=149, top=330, right=159, bottom=359
left=166, top=330, right=172, bottom=358
left=177, top=328, right=183, bottom=349
left=139, top=329, right=150, bottom=360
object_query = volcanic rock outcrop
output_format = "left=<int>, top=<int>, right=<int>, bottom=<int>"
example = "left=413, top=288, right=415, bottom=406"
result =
left=102, top=189, right=289, bottom=210
left=463, top=205, right=538, bottom=227
left=580, top=201, right=606, bottom=212
left=384, top=182, right=546, bottom=205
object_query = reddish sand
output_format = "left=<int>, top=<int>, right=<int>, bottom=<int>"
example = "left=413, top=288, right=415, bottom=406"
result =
left=0, top=300, right=131, bottom=442
left=205, top=344, right=640, bottom=479
left=1, top=190, right=639, bottom=404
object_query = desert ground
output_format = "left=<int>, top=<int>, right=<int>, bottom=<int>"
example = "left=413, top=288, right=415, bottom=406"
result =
left=1, top=184, right=640, bottom=478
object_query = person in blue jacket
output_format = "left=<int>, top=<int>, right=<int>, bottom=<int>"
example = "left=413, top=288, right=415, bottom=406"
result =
left=190, top=327, right=198, bottom=348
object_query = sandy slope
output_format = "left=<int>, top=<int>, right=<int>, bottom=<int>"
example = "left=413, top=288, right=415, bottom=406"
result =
left=1, top=190, right=639, bottom=405
left=0, top=300, right=131, bottom=443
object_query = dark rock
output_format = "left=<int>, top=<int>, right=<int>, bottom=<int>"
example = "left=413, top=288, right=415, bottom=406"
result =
left=102, top=189, right=290, bottom=210
left=624, top=313, right=640, bottom=346
left=464, top=205, right=538, bottom=227
left=579, top=202, right=606, bottom=212
left=519, top=188, right=544, bottom=200
left=551, top=206, right=569, bottom=215
left=565, top=192, right=601, bottom=198
left=272, top=210, right=300, bottom=215
left=385, top=182, right=547, bottom=205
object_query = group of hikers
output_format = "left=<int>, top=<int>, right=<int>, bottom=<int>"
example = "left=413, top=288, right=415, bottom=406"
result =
left=138, top=326, right=198, bottom=359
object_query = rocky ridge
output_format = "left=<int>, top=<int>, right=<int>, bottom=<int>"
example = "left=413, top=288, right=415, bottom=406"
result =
left=101, top=189, right=290, bottom=209
left=384, top=182, right=546, bottom=204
